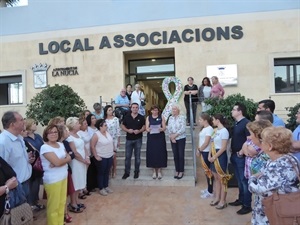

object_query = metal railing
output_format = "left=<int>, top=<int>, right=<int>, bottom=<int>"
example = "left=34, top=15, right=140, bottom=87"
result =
left=188, top=93, right=197, bottom=183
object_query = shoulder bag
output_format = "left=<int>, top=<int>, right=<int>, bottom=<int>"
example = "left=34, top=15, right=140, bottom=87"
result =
left=262, top=155, right=300, bottom=225
left=0, top=187, right=33, bottom=225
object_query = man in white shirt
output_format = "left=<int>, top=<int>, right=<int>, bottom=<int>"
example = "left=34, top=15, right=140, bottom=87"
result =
left=0, top=111, right=34, bottom=200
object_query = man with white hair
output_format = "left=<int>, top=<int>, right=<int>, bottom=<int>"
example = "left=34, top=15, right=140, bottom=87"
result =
left=115, top=88, right=130, bottom=117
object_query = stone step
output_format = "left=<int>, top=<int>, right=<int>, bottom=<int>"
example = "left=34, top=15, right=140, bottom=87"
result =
left=114, top=165, right=194, bottom=176
left=110, top=175, right=195, bottom=187
left=113, top=126, right=197, bottom=187
left=116, top=156, right=194, bottom=166
left=119, top=141, right=193, bottom=149
left=116, top=148, right=195, bottom=157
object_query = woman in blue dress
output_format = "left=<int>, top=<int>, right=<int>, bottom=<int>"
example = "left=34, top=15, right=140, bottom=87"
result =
left=146, top=105, right=167, bottom=179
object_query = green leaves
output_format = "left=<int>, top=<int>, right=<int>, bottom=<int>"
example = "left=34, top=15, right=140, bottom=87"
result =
left=26, top=84, right=86, bottom=126
left=204, top=93, right=257, bottom=127
left=285, top=103, right=300, bottom=131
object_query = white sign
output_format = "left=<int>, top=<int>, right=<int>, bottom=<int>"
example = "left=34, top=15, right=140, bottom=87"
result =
left=206, top=64, right=237, bottom=86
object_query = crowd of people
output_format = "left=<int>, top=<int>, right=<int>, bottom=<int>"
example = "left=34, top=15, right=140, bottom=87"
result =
left=197, top=101, right=300, bottom=225
left=0, top=77, right=299, bottom=225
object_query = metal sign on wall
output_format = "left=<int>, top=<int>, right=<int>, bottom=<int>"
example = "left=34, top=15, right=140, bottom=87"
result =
left=206, top=64, right=238, bottom=87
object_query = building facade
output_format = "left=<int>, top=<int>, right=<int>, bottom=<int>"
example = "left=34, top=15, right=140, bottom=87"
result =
left=0, top=1, right=299, bottom=130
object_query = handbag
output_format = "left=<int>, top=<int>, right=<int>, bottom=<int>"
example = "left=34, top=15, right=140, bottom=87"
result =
left=0, top=193, right=33, bottom=225
left=32, top=156, right=43, bottom=173
left=262, top=155, right=300, bottom=225
left=140, top=101, right=146, bottom=106
left=139, top=91, right=146, bottom=106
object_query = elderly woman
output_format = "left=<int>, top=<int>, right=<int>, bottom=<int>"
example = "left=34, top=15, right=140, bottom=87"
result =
left=92, top=103, right=104, bottom=120
left=66, top=117, right=90, bottom=213
left=248, top=126, right=300, bottom=225
left=198, top=77, right=212, bottom=112
left=90, top=119, right=114, bottom=196
left=184, top=77, right=198, bottom=126
left=104, top=105, right=120, bottom=178
left=210, top=76, right=225, bottom=99
left=131, top=83, right=145, bottom=116
left=167, top=103, right=186, bottom=179
left=40, top=124, right=71, bottom=225
left=241, top=120, right=272, bottom=225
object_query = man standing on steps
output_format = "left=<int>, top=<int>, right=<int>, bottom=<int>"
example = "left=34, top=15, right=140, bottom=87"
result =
left=229, top=102, right=252, bottom=215
left=121, top=103, right=145, bottom=179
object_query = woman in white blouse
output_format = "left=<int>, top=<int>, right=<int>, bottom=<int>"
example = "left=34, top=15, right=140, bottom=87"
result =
left=103, top=105, right=121, bottom=178
left=130, top=83, right=145, bottom=116
left=198, top=77, right=212, bottom=112
left=40, top=124, right=71, bottom=225
left=90, top=119, right=114, bottom=196
left=167, top=103, right=186, bottom=179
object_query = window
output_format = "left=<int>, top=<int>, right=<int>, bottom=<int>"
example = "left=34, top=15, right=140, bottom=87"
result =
left=274, top=57, right=300, bottom=93
left=0, top=75, right=23, bottom=105
left=129, top=58, right=175, bottom=75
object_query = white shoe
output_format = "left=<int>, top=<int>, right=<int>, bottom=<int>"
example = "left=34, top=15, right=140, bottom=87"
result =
left=200, top=189, right=208, bottom=194
left=152, top=172, right=157, bottom=179
left=157, top=172, right=162, bottom=180
left=99, top=189, right=108, bottom=196
left=201, top=191, right=213, bottom=199
left=105, top=187, right=113, bottom=194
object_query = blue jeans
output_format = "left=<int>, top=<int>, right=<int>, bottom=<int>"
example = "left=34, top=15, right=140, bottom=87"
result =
left=125, top=138, right=142, bottom=174
left=171, top=138, right=186, bottom=173
left=94, top=156, right=113, bottom=190
left=21, top=179, right=30, bottom=202
left=230, top=154, right=252, bottom=207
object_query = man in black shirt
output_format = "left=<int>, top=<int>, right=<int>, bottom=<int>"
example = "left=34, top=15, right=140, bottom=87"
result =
left=121, top=103, right=145, bottom=179
left=183, top=77, right=198, bottom=126
left=229, top=103, right=252, bottom=215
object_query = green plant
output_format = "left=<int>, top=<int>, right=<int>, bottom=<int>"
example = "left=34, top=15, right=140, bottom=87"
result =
left=26, top=84, right=87, bottom=126
left=285, top=103, right=300, bottom=131
left=205, top=93, right=257, bottom=127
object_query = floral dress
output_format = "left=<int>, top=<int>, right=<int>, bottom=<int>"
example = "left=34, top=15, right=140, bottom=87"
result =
left=248, top=154, right=299, bottom=225
left=105, top=117, right=120, bottom=151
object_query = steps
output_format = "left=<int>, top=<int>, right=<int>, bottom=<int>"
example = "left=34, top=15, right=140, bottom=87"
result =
left=110, top=127, right=196, bottom=187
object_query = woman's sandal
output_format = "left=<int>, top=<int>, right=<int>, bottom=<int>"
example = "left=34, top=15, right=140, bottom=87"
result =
left=68, top=204, right=83, bottom=213
left=216, top=203, right=228, bottom=210
left=210, top=201, right=219, bottom=206
left=83, top=190, right=91, bottom=196
left=78, top=193, right=87, bottom=199
left=78, top=203, right=86, bottom=209
left=64, top=213, right=72, bottom=223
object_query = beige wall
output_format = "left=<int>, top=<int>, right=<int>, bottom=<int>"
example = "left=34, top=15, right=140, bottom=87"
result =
left=0, top=9, right=299, bottom=131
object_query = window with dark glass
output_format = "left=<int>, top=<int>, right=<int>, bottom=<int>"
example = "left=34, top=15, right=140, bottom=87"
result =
left=0, top=75, right=23, bottom=105
left=274, top=57, right=300, bottom=93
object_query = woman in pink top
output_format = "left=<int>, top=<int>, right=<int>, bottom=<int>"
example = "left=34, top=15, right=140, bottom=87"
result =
left=210, top=76, right=225, bottom=99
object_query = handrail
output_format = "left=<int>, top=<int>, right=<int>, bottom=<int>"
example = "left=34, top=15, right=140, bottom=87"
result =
left=188, top=93, right=197, bottom=184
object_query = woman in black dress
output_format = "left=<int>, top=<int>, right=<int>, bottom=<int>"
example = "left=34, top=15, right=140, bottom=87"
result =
left=146, top=105, right=167, bottom=179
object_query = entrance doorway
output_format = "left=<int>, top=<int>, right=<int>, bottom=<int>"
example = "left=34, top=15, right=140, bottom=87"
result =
left=124, top=48, right=175, bottom=112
